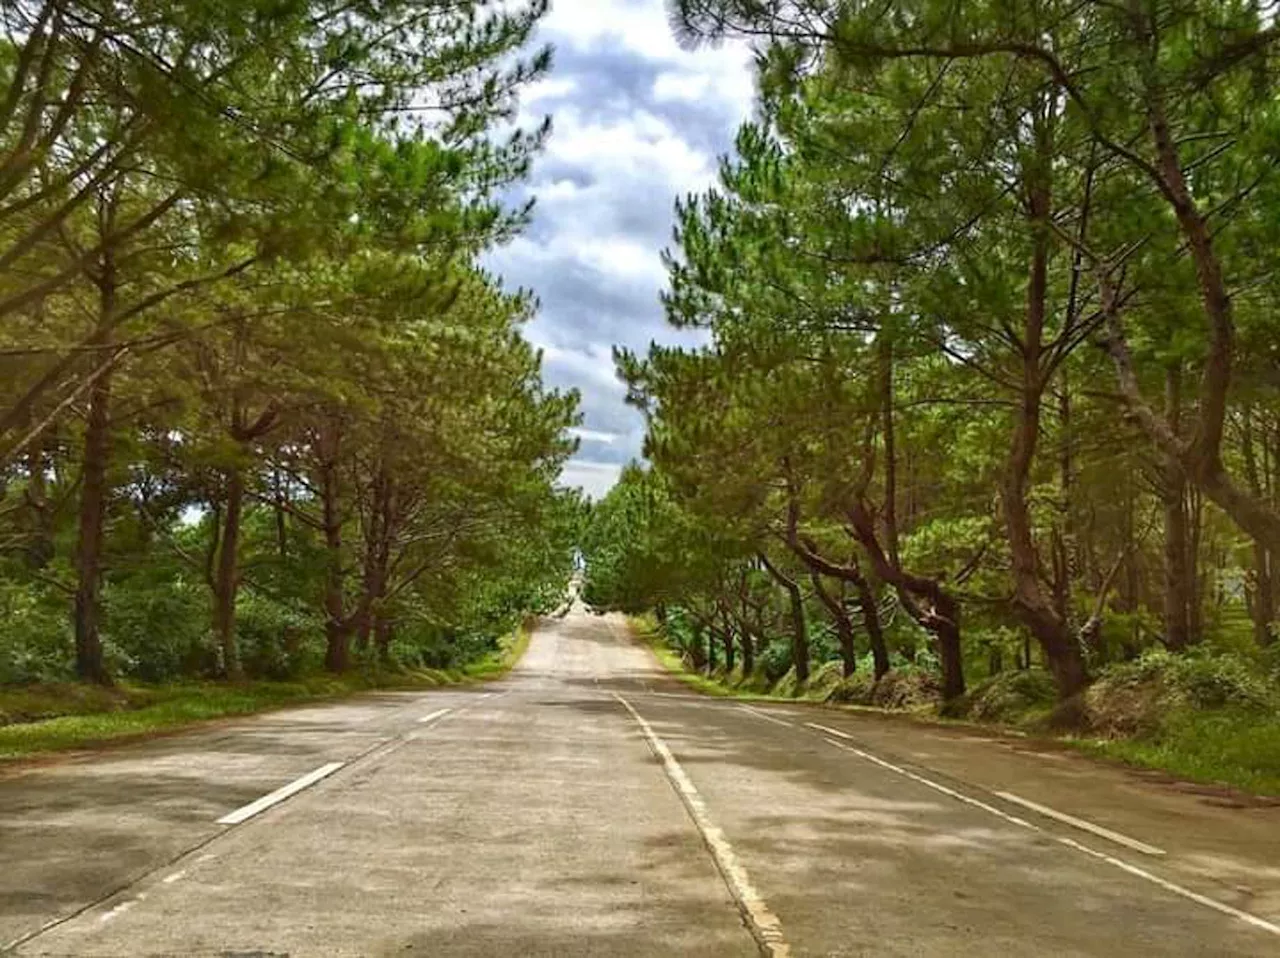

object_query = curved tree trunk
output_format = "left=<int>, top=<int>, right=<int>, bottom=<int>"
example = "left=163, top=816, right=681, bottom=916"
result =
left=852, top=574, right=891, bottom=680
left=1002, top=122, right=1089, bottom=701
left=760, top=553, right=808, bottom=683
left=809, top=570, right=857, bottom=678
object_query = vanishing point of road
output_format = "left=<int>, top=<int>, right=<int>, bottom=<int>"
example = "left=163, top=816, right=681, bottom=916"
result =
left=4, top=609, right=1280, bottom=956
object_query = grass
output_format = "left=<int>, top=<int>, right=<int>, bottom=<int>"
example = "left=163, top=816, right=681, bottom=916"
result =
left=0, top=622, right=534, bottom=762
left=627, top=615, right=1280, bottom=798
left=462, top=618, right=533, bottom=680
left=628, top=615, right=782, bottom=700
left=1069, top=708, right=1280, bottom=798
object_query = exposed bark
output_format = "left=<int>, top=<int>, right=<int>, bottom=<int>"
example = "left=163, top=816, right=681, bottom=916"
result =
left=209, top=394, right=279, bottom=680
left=72, top=219, right=118, bottom=686
left=1091, top=14, right=1280, bottom=556
left=1000, top=110, right=1089, bottom=700
left=718, top=604, right=735, bottom=673
left=734, top=599, right=756, bottom=677
left=23, top=419, right=54, bottom=567
left=356, top=457, right=393, bottom=651
left=317, top=416, right=352, bottom=672
left=808, top=569, right=857, bottom=677
left=72, top=361, right=112, bottom=685
left=845, top=499, right=965, bottom=699
left=852, top=571, right=891, bottom=680
left=272, top=469, right=288, bottom=560
left=213, top=460, right=245, bottom=680
left=879, top=331, right=901, bottom=567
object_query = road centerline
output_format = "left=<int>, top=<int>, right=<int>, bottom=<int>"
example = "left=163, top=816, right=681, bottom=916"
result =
left=738, top=704, right=795, bottom=727
left=217, top=762, right=345, bottom=826
left=612, top=691, right=791, bottom=957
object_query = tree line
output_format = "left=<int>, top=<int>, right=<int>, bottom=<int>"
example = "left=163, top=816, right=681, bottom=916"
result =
left=0, top=0, right=580, bottom=686
left=584, top=0, right=1280, bottom=707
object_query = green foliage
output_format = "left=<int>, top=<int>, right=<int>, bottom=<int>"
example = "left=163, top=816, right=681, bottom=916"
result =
left=960, top=671, right=1059, bottom=725
left=0, top=0, right=578, bottom=696
left=1077, top=708, right=1280, bottom=798
left=1088, top=650, right=1275, bottom=730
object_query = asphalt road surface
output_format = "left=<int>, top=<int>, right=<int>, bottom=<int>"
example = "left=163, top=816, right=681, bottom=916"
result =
left=4, top=609, right=1280, bottom=956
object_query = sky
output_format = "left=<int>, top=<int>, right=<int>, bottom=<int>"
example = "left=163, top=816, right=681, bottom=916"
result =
left=486, top=0, right=756, bottom=500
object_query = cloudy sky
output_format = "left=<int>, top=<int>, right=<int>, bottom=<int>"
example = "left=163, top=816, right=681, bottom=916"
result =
left=486, top=0, right=756, bottom=499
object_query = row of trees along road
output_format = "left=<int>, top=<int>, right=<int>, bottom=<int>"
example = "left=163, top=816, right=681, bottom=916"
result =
left=583, top=1, right=1280, bottom=706
left=0, top=1, right=582, bottom=686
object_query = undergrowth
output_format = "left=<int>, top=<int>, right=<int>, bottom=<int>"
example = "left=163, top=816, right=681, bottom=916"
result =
left=629, top=615, right=1280, bottom=797
left=0, top=621, right=533, bottom=761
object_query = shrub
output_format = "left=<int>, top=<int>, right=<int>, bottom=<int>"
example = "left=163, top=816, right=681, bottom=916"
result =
left=962, top=669, right=1058, bottom=724
left=866, top=669, right=940, bottom=710
left=807, top=660, right=846, bottom=701
left=1085, top=649, right=1275, bottom=738
left=773, top=666, right=800, bottom=698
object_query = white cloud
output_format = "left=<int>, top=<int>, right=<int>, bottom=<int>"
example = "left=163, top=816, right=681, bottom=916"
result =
left=559, top=459, right=626, bottom=500
left=493, top=0, right=754, bottom=499
left=568, top=427, right=620, bottom=444
left=537, top=343, right=626, bottom=395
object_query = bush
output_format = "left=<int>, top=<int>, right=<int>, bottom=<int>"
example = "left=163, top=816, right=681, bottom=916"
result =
left=0, top=580, right=74, bottom=683
left=773, top=666, right=800, bottom=698
left=807, top=660, right=846, bottom=701
left=961, top=669, right=1058, bottom=724
left=235, top=595, right=323, bottom=680
left=758, top=639, right=795, bottom=683
left=101, top=577, right=211, bottom=682
left=866, top=669, right=941, bottom=710
left=1085, top=649, right=1275, bottom=738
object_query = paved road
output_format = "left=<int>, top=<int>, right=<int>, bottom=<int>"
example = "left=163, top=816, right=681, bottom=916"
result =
left=4, top=610, right=1280, bottom=956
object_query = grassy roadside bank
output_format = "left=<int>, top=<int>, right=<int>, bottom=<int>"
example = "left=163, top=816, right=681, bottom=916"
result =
left=0, top=621, right=534, bottom=762
left=627, top=615, right=1280, bottom=798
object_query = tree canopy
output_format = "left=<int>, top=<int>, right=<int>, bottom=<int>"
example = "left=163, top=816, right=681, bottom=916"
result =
left=0, top=0, right=581, bottom=685
left=584, top=0, right=1280, bottom=706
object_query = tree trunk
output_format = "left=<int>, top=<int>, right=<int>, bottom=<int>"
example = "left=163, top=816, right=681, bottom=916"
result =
left=719, top=607, right=736, bottom=673
left=880, top=331, right=901, bottom=567
left=1001, top=126, right=1089, bottom=701
left=72, top=236, right=118, bottom=687
left=319, top=420, right=351, bottom=672
left=72, top=363, right=113, bottom=685
left=809, top=570, right=856, bottom=678
left=852, top=574, right=890, bottom=680
left=844, top=500, right=965, bottom=698
left=357, top=461, right=392, bottom=651
left=738, top=617, right=755, bottom=677
left=760, top=554, right=808, bottom=683
left=24, top=425, right=54, bottom=567
left=213, top=462, right=245, bottom=680
left=1096, top=66, right=1280, bottom=556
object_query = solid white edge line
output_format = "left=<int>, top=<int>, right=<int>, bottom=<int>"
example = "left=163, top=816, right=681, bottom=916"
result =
left=217, top=761, right=345, bottom=826
left=1053, top=834, right=1280, bottom=937
left=738, top=704, right=795, bottom=728
left=813, top=731, right=1280, bottom=939
left=418, top=707, right=453, bottom=724
left=613, top=692, right=790, bottom=957
left=994, top=790, right=1167, bottom=857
